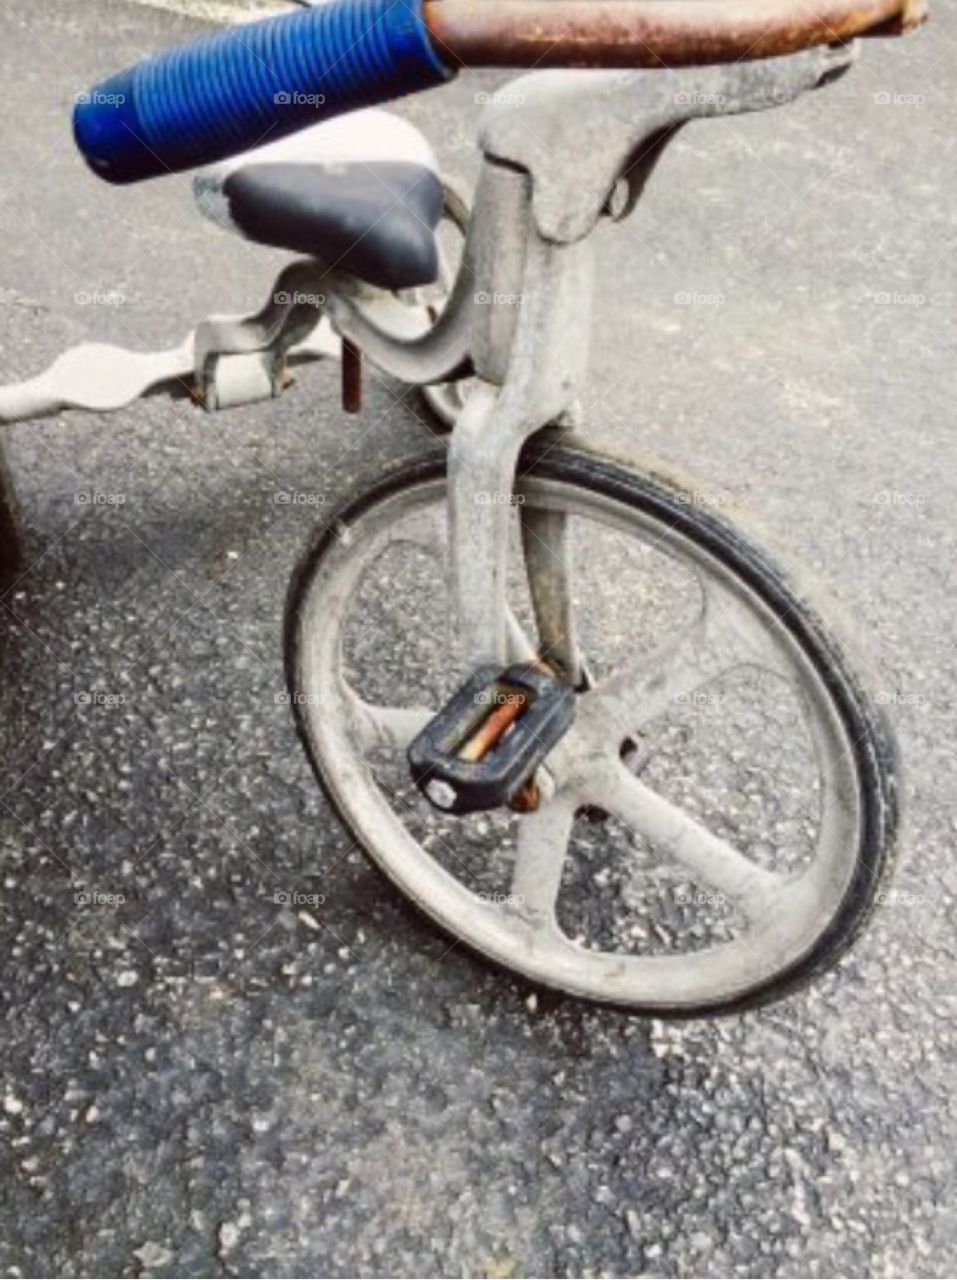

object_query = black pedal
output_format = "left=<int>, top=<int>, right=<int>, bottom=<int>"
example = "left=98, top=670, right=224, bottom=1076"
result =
left=407, top=663, right=576, bottom=816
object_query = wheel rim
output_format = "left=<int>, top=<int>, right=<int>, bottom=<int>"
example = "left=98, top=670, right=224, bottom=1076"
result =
left=292, top=470, right=869, bottom=1010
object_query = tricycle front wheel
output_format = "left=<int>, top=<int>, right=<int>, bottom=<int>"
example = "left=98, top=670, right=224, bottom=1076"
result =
left=285, top=438, right=898, bottom=1015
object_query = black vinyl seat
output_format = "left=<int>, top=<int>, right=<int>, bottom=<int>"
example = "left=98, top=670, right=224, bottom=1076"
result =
left=222, top=160, right=442, bottom=291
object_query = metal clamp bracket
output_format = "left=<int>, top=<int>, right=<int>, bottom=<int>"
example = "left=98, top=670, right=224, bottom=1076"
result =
left=479, top=45, right=858, bottom=244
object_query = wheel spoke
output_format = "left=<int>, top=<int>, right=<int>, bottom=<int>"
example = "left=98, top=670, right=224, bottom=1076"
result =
left=585, top=760, right=783, bottom=921
left=393, top=505, right=445, bottom=552
left=585, top=582, right=787, bottom=737
left=511, top=789, right=580, bottom=922
left=506, top=608, right=539, bottom=665
left=345, top=691, right=433, bottom=753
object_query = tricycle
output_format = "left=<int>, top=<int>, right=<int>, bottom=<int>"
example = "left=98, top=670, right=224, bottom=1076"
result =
left=0, top=0, right=925, bottom=1012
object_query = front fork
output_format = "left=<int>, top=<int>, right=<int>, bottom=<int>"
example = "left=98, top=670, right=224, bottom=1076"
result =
left=447, top=158, right=593, bottom=681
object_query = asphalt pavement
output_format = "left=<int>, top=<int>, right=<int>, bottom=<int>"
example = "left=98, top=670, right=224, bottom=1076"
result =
left=0, top=0, right=955, bottom=1276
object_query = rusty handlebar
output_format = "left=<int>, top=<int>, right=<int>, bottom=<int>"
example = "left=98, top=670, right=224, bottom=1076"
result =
left=424, top=0, right=927, bottom=69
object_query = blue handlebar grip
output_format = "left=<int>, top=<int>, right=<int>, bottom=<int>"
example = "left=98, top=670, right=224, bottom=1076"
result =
left=73, top=0, right=451, bottom=183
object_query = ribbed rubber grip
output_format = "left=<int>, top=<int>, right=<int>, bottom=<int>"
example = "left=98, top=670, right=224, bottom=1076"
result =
left=73, top=0, right=451, bottom=183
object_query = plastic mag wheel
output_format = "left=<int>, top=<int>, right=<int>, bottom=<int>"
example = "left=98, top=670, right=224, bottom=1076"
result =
left=284, top=437, right=898, bottom=1015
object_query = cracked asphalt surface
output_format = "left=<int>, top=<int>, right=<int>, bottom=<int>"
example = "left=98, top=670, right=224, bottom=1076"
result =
left=0, top=0, right=955, bottom=1276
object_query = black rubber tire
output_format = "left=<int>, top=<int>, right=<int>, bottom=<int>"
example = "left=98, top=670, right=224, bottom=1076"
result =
left=285, top=436, right=899, bottom=1016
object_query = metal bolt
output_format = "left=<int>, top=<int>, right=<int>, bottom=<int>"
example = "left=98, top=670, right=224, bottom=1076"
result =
left=425, top=779, right=458, bottom=811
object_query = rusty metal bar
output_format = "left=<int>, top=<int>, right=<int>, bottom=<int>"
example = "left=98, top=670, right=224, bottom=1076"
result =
left=457, top=691, right=527, bottom=763
left=341, top=337, right=362, bottom=414
left=424, top=0, right=927, bottom=69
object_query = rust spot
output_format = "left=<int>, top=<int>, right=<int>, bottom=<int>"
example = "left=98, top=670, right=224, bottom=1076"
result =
left=458, top=689, right=527, bottom=763
left=425, top=0, right=926, bottom=69
left=510, top=777, right=541, bottom=812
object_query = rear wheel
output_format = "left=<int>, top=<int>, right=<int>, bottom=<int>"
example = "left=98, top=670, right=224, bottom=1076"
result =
left=285, top=439, right=898, bottom=1014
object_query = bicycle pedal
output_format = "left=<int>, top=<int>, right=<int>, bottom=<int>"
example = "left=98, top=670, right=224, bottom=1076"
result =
left=408, top=663, right=576, bottom=816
